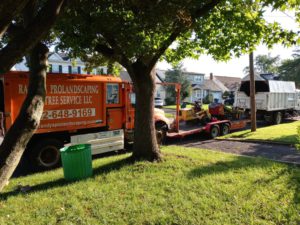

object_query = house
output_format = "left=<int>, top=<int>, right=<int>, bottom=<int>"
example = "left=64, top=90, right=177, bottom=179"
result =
left=184, top=72, right=228, bottom=103
left=12, top=52, right=107, bottom=75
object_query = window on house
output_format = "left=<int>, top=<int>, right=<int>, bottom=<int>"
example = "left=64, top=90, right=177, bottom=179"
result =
left=194, top=76, right=202, bottom=82
left=72, top=66, right=78, bottom=74
left=194, top=90, right=201, bottom=98
left=52, top=64, right=60, bottom=73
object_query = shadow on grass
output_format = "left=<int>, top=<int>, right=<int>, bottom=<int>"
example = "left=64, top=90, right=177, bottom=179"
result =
left=0, top=156, right=132, bottom=200
left=188, top=156, right=300, bottom=206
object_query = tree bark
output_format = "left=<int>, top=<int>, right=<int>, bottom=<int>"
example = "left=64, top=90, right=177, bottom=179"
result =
left=0, top=43, right=48, bottom=192
left=128, top=62, right=161, bottom=161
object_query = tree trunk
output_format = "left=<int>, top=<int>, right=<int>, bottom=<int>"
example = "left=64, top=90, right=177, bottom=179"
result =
left=0, top=43, right=48, bottom=192
left=129, top=63, right=162, bottom=161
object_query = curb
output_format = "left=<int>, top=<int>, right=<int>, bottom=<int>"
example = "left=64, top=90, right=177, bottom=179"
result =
left=215, top=138, right=295, bottom=147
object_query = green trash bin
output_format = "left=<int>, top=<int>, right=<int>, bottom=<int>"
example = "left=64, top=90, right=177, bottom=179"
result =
left=60, top=144, right=93, bottom=181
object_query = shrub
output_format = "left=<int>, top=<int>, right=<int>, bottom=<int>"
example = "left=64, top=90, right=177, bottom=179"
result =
left=165, top=97, right=175, bottom=105
left=203, top=93, right=214, bottom=104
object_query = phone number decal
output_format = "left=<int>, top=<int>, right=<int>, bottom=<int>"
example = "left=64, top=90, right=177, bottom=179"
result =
left=42, top=108, right=96, bottom=120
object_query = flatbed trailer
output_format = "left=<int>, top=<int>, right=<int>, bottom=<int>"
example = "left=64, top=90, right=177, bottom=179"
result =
left=159, top=82, right=248, bottom=140
left=166, top=119, right=248, bottom=139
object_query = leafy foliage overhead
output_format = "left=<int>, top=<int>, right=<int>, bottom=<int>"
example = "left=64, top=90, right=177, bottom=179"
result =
left=56, top=0, right=299, bottom=67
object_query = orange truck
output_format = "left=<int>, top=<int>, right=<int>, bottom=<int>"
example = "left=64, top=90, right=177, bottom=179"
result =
left=0, top=71, right=170, bottom=170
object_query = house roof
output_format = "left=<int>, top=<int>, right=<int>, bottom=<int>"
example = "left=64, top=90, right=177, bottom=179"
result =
left=57, top=52, right=70, bottom=61
left=120, top=71, right=131, bottom=81
left=214, top=75, right=242, bottom=91
left=183, top=71, right=205, bottom=76
left=203, top=79, right=226, bottom=92
left=191, top=80, right=228, bottom=92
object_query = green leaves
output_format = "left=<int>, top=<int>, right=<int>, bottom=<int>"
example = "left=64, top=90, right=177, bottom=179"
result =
left=54, top=0, right=299, bottom=68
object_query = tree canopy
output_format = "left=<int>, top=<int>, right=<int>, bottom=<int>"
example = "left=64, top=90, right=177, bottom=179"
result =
left=165, top=64, right=191, bottom=104
left=243, top=54, right=281, bottom=75
left=278, top=49, right=300, bottom=87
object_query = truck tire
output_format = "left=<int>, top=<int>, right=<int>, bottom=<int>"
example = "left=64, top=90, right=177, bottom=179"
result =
left=155, top=122, right=168, bottom=145
left=29, top=139, right=63, bottom=171
left=221, top=124, right=230, bottom=135
left=273, top=112, right=282, bottom=125
left=209, top=125, right=219, bottom=139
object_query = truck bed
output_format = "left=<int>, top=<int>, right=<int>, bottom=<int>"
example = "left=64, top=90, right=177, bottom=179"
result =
left=167, top=121, right=206, bottom=138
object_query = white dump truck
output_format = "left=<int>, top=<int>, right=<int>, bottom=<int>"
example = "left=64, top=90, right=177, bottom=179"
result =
left=234, top=74, right=300, bottom=124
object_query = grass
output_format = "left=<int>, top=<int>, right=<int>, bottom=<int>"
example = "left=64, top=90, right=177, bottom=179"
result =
left=1, top=146, right=300, bottom=224
left=220, top=121, right=300, bottom=145
left=164, top=104, right=209, bottom=110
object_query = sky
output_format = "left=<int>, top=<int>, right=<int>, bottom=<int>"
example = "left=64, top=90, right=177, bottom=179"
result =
left=157, top=9, right=299, bottom=78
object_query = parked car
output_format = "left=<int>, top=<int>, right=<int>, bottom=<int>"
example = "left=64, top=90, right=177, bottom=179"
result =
left=154, top=97, right=164, bottom=108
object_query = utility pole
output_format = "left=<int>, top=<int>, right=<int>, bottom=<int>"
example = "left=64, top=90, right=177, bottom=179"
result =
left=249, top=52, right=257, bottom=132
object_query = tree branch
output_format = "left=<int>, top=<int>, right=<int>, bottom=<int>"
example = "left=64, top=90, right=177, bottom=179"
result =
left=191, top=0, right=223, bottom=19
left=0, top=0, right=30, bottom=38
left=0, top=0, right=68, bottom=73
left=147, top=0, right=222, bottom=69
left=95, top=38, right=132, bottom=69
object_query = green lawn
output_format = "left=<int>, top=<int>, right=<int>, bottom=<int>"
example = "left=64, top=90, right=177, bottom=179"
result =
left=1, top=146, right=300, bottom=224
left=220, top=121, right=300, bottom=145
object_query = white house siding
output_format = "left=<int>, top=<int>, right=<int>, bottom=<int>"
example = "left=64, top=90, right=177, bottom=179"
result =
left=12, top=52, right=107, bottom=75
left=211, top=91, right=222, bottom=102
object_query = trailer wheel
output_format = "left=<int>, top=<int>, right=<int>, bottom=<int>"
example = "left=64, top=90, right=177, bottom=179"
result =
left=29, top=139, right=63, bottom=171
left=209, top=125, right=219, bottom=139
left=155, top=122, right=167, bottom=145
left=221, top=124, right=230, bottom=136
left=273, top=112, right=282, bottom=125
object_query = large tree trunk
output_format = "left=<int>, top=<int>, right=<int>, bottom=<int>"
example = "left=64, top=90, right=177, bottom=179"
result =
left=0, top=43, right=48, bottom=192
left=129, top=63, right=161, bottom=161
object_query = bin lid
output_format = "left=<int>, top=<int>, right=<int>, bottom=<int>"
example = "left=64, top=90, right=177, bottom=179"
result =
left=60, top=144, right=91, bottom=153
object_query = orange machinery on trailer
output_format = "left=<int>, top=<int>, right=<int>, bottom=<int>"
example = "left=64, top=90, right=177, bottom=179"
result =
left=160, top=83, right=248, bottom=139
left=0, top=71, right=170, bottom=170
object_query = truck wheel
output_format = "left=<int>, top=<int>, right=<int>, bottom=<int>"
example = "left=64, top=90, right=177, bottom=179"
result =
left=221, top=124, right=230, bottom=135
left=210, top=125, right=219, bottom=139
left=155, top=122, right=167, bottom=145
left=29, top=139, right=63, bottom=171
left=273, top=112, right=282, bottom=125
